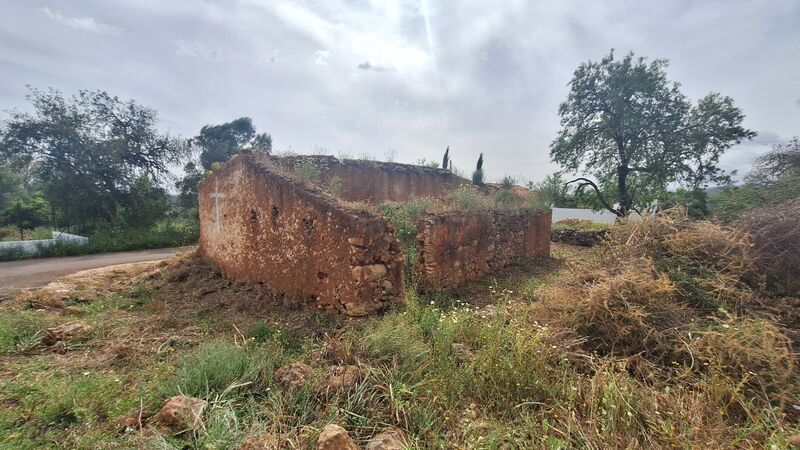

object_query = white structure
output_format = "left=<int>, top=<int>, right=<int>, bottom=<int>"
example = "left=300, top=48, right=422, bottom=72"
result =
left=0, top=231, right=88, bottom=256
left=551, top=207, right=644, bottom=224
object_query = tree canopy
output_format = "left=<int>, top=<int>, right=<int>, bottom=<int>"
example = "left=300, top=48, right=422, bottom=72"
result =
left=550, top=50, right=755, bottom=216
left=0, top=87, right=184, bottom=228
left=195, top=117, right=272, bottom=170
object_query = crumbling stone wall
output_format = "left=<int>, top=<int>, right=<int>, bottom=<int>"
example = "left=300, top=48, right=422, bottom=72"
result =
left=198, top=155, right=404, bottom=316
left=275, top=155, right=467, bottom=202
left=415, top=209, right=552, bottom=290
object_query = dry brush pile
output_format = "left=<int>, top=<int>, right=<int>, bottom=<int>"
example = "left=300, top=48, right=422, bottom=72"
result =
left=530, top=207, right=800, bottom=414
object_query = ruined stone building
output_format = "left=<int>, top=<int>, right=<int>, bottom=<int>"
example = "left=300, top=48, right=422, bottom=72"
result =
left=198, top=153, right=551, bottom=316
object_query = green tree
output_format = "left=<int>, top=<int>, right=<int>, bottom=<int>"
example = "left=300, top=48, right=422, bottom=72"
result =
left=118, top=175, right=170, bottom=228
left=550, top=50, right=755, bottom=216
left=195, top=117, right=272, bottom=170
left=175, top=161, right=205, bottom=209
left=472, top=153, right=485, bottom=185
left=0, top=87, right=185, bottom=229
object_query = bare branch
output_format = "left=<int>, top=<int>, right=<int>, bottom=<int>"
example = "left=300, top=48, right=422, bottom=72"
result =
left=565, top=177, right=622, bottom=216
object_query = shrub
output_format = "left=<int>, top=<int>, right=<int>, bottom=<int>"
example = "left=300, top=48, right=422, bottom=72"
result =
left=737, top=198, right=800, bottom=295
left=293, top=161, right=319, bottom=183
left=378, top=198, right=432, bottom=275
left=471, top=169, right=484, bottom=185
left=691, top=319, right=796, bottom=402
left=447, top=186, right=486, bottom=211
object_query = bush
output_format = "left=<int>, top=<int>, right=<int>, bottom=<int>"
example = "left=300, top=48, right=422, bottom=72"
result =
left=378, top=198, right=432, bottom=275
left=691, top=319, right=796, bottom=402
left=447, top=186, right=486, bottom=211
left=293, top=161, right=319, bottom=183
left=471, top=169, right=485, bottom=185
left=737, top=198, right=800, bottom=295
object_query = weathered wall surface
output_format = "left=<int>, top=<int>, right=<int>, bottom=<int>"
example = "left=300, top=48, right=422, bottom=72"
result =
left=198, top=155, right=404, bottom=316
left=275, top=155, right=467, bottom=203
left=415, top=209, right=552, bottom=290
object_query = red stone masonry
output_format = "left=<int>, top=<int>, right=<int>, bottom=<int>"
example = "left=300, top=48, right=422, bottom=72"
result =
left=415, top=210, right=552, bottom=290
left=198, top=153, right=552, bottom=315
left=198, top=154, right=404, bottom=316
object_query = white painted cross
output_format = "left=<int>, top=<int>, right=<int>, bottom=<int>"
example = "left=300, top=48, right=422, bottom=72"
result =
left=210, top=178, right=226, bottom=233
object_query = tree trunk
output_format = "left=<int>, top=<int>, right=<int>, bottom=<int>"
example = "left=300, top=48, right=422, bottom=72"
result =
left=617, top=165, right=630, bottom=217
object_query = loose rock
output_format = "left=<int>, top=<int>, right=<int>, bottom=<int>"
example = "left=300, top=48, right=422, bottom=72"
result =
left=366, top=427, right=408, bottom=450
left=324, top=365, right=361, bottom=393
left=274, top=362, right=315, bottom=391
left=43, top=321, right=93, bottom=345
left=318, top=424, right=358, bottom=450
left=155, top=396, right=208, bottom=432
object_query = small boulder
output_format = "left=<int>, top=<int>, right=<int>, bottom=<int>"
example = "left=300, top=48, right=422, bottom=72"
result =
left=274, top=362, right=315, bottom=391
left=155, top=396, right=208, bottom=432
left=43, top=321, right=93, bottom=345
left=318, top=424, right=358, bottom=450
left=366, top=427, right=408, bottom=450
left=324, top=365, right=361, bottom=393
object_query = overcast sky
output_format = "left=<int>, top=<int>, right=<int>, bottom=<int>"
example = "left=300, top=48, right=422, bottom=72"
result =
left=1, top=0, right=798, bottom=184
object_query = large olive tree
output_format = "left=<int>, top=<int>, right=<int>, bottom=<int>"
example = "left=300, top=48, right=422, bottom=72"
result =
left=550, top=50, right=755, bottom=216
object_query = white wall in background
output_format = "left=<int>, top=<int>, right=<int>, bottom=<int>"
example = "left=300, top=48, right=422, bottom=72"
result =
left=551, top=207, right=643, bottom=224
left=0, top=231, right=88, bottom=256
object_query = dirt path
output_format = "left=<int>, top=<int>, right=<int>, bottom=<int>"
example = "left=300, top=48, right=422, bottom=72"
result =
left=0, top=247, right=194, bottom=297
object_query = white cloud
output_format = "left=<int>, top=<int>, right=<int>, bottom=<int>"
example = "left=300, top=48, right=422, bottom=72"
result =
left=40, top=7, right=121, bottom=35
left=174, top=39, right=219, bottom=62
left=314, top=50, right=330, bottom=66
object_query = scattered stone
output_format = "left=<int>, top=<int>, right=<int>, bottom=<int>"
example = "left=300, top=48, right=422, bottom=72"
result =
left=351, top=264, right=387, bottom=282
left=155, top=396, right=208, bottom=432
left=239, top=431, right=280, bottom=450
left=43, top=321, right=93, bottom=345
left=274, top=362, right=315, bottom=391
left=324, top=365, right=361, bottom=393
left=366, top=427, right=408, bottom=450
left=114, top=414, right=141, bottom=434
left=451, top=343, right=474, bottom=362
left=318, top=424, right=358, bottom=450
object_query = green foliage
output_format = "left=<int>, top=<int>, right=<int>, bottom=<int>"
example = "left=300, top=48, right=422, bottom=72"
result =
left=293, top=161, right=320, bottom=183
left=472, top=153, right=485, bottom=185
left=551, top=50, right=755, bottom=216
left=711, top=174, right=800, bottom=221
left=117, top=175, right=170, bottom=228
left=0, top=216, right=199, bottom=262
left=175, top=340, right=286, bottom=398
left=663, top=188, right=710, bottom=219
left=415, top=158, right=440, bottom=168
left=442, top=146, right=450, bottom=170
left=0, top=193, right=50, bottom=234
left=196, top=117, right=272, bottom=170
left=448, top=186, right=487, bottom=210
left=0, top=310, right=46, bottom=354
left=379, top=198, right=432, bottom=276
left=529, top=172, right=602, bottom=208
left=328, top=176, right=343, bottom=198
left=0, top=87, right=186, bottom=227
left=175, top=161, right=205, bottom=209
left=249, top=321, right=305, bottom=355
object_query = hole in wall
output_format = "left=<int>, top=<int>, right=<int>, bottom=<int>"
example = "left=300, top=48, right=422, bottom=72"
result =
left=270, top=205, right=280, bottom=226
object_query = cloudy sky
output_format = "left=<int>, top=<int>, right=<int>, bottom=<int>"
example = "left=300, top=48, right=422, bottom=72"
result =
left=1, top=0, right=798, bottom=184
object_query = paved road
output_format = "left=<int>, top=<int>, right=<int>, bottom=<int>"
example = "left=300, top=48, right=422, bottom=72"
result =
left=0, top=247, right=192, bottom=297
